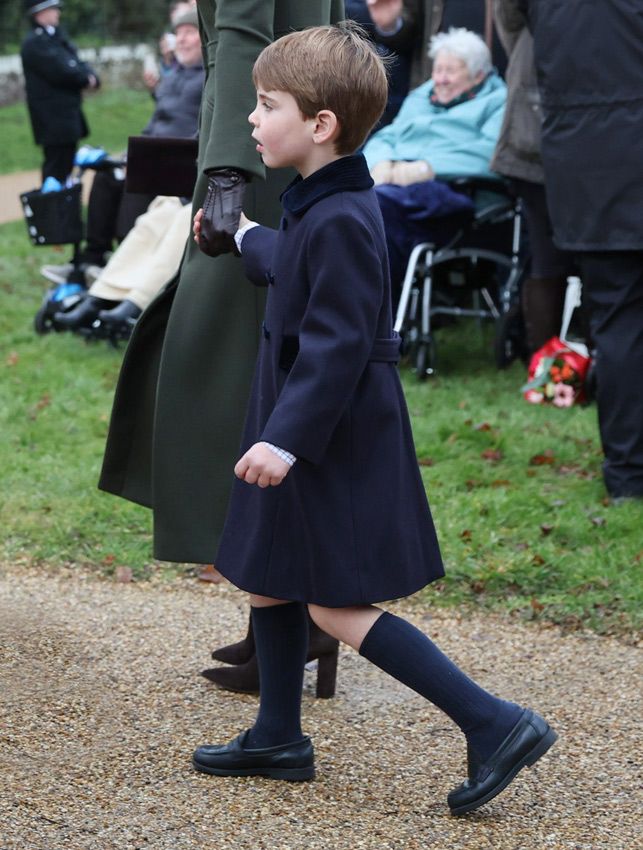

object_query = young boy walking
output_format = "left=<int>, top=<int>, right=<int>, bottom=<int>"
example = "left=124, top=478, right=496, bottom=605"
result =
left=191, top=23, right=556, bottom=815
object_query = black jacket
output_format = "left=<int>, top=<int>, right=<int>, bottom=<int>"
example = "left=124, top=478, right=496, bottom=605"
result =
left=21, top=25, right=98, bottom=146
left=527, top=0, right=643, bottom=250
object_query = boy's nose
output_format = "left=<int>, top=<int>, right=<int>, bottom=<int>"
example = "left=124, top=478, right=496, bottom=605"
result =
left=248, top=109, right=258, bottom=126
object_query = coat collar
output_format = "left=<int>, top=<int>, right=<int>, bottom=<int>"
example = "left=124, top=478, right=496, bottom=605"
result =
left=282, top=153, right=373, bottom=216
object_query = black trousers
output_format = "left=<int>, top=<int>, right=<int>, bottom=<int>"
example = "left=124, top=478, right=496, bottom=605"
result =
left=83, top=168, right=154, bottom=266
left=42, top=143, right=77, bottom=183
left=580, top=251, right=643, bottom=497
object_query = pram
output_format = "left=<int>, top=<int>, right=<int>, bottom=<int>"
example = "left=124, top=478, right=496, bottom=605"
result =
left=20, top=147, right=125, bottom=336
left=392, top=175, right=528, bottom=380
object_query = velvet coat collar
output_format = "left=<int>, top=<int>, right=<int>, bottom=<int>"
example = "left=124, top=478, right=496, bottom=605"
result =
left=281, top=153, right=374, bottom=216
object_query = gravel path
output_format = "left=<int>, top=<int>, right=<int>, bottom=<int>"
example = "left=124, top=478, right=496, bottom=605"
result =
left=1, top=566, right=640, bottom=850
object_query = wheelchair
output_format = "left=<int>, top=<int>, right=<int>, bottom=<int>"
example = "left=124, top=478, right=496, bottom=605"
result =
left=392, top=176, right=528, bottom=380
left=20, top=147, right=125, bottom=337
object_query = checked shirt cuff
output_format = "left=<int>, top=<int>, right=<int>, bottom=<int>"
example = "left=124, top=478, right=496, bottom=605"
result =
left=234, top=221, right=260, bottom=253
left=262, top=442, right=297, bottom=467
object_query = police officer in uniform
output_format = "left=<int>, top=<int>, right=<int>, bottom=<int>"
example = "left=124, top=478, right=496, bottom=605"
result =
left=21, top=0, right=99, bottom=183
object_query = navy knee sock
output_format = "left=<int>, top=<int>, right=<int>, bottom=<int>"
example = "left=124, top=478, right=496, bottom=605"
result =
left=246, top=602, right=308, bottom=749
left=359, top=612, right=523, bottom=762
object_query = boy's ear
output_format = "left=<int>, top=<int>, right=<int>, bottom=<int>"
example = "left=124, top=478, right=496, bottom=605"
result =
left=312, top=109, right=340, bottom=146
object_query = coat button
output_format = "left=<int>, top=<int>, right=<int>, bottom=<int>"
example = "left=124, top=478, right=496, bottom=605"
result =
left=262, top=321, right=270, bottom=339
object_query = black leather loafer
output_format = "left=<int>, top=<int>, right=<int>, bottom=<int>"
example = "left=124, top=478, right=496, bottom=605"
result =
left=448, top=709, right=557, bottom=815
left=192, top=730, right=315, bottom=781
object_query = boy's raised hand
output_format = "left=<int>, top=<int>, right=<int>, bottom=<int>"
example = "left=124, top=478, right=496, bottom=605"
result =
left=234, top=443, right=291, bottom=488
left=193, top=209, right=251, bottom=245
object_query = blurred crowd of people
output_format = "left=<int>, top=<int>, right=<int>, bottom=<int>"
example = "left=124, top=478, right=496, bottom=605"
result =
left=20, top=0, right=643, bottom=501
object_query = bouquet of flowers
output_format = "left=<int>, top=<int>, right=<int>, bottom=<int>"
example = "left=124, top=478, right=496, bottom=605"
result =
left=522, top=336, right=591, bottom=406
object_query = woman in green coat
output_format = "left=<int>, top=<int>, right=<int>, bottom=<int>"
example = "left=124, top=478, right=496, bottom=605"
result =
left=100, top=0, right=343, bottom=563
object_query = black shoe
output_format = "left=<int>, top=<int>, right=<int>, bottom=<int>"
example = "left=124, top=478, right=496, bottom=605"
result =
left=447, top=709, right=557, bottom=815
left=201, top=640, right=339, bottom=699
left=98, top=298, right=142, bottom=326
left=192, top=730, right=315, bottom=781
left=54, top=296, right=115, bottom=329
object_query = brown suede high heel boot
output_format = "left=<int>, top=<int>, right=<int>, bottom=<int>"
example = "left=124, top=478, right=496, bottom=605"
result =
left=210, top=616, right=254, bottom=665
left=201, top=614, right=339, bottom=699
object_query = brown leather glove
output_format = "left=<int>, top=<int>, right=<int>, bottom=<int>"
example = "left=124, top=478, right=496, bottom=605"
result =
left=198, top=168, right=246, bottom=257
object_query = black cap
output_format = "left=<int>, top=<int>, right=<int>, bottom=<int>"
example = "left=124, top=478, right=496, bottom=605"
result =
left=25, top=0, right=62, bottom=15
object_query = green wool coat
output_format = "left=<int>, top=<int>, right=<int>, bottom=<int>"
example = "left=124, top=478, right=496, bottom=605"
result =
left=99, top=0, right=344, bottom=563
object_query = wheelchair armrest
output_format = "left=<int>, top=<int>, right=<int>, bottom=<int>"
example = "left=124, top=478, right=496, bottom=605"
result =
left=446, top=175, right=512, bottom=197
left=473, top=201, right=516, bottom=226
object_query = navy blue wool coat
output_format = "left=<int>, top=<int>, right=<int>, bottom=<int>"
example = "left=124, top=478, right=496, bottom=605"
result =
left=215, top=155, right=444, bottom=606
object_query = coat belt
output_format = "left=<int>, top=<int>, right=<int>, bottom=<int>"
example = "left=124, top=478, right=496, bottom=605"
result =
left=278, top=333, right=401, bottom=371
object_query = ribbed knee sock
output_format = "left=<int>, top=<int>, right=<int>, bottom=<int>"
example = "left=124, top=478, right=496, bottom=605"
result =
left=359, top=612, right=522, bottom=762
left=246, top=602, right=308, bottom=749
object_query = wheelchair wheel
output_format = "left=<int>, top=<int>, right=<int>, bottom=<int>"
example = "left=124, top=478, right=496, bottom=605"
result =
left=494, top=302, right=528, bottom=369
left=415, top=336, right=436, bottom=381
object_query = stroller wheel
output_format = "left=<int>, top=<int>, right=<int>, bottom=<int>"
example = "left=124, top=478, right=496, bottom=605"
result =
left=494, top=302, right=528, bottom=369
left=34, top=302, right=55, bottom=334
left=415, top=337, right=436, bottom=381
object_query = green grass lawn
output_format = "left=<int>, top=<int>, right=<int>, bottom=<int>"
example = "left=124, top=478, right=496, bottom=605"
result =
left=0, top=87, right=154, bottom=174
left=0, top=217, right=641, bottom=636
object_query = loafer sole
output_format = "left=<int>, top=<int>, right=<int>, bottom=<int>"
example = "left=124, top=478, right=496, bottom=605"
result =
left=449, top=725, right=558, bottom=815
left=192, top=757, right=314, bottom=782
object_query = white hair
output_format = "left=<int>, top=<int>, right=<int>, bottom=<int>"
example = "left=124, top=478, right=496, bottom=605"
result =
left=428, top=27, right=492, bottom=79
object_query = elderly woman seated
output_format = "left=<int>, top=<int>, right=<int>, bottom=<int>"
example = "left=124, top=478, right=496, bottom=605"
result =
left=363, top=27, right=507, bottom=291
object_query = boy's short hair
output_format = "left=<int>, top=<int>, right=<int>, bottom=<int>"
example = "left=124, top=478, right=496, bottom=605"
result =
left=253, top=22, right=388, bottom=156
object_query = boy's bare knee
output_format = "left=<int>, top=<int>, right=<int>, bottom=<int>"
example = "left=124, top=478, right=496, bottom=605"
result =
left=307, top=603, right=333, bottom=633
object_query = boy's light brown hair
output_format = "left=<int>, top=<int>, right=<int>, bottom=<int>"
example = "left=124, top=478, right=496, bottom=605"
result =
left=252, top=22, right=389, bottom=156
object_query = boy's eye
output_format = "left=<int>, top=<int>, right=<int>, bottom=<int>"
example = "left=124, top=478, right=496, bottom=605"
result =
left=262, top=103, right=272, bottom=112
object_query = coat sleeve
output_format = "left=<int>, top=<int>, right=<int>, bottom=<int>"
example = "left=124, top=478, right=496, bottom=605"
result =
left=241, top=225, right=278, bottom=286
left=200, top=0, right=275, bottom=180
left=21, top=36, right=91, bottom=90
left=260, top=208, right=384, bottom=465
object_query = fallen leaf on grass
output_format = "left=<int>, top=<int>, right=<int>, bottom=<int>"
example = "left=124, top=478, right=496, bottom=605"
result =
left=481, top=449, right=503, bottom=462
left=417, top=457, right=434, bottom=467
left=470, top=580, right=485, bottom=594
left=530, top=450, right=555, bottom=466
left=460, top=529, right=472, bottom=541
left=491, top=479, right=511, bottom=487
left=465, top=479, right=481, bottom=490
left=28, top=393, right=51, bottom=419
left=5, top=352, right=19, bottom=367
left=540, top=523, right=554, bottom=536
left=590, top=516, right=606, bottom=527
left=530, top=598, right=545, bottom=613
left=474, top=422, right=492, bottom=431
left=532, top=554, right=545, bottom=565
